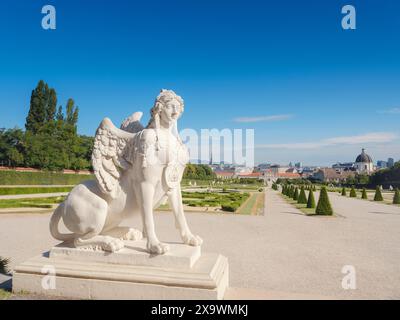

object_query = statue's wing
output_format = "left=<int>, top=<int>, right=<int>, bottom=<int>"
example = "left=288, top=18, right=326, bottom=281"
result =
left=120, top=111, right=144, bottom=133
left=92, top=117, right=135, bottom=198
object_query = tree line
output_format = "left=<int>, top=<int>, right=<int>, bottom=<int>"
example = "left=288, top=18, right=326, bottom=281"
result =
left=0, top=80, right=93, bottom=171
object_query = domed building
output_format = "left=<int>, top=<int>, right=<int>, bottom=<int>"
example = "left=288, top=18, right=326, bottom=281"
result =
left=355, top=148, right=374, bottom=174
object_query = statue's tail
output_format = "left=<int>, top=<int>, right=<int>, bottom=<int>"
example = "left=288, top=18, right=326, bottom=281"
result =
left=49, top=202, right=76, bottom=241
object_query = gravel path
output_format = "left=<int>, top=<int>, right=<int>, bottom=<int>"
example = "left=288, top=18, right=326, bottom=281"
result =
left=0, top=189, right=399, bottom=299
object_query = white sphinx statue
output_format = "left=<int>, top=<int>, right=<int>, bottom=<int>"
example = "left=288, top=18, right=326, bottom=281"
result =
left=49, top=89, right=202, bottom=254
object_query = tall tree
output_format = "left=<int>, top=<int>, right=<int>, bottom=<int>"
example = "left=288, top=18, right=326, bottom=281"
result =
left=56, top=105, right=64, bottom=122
left=25, top=80, right=47, bottom=133
left=46, top=88, right=57, bottom=122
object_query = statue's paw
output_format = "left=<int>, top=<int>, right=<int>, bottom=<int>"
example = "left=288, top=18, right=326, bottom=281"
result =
left=103, top=236, right=125, bottom=252
left=183, top=233, right=203, bottom=246
left=123, top=228, right=143, bottom=241
left=147, top=241, right=170, bottom=255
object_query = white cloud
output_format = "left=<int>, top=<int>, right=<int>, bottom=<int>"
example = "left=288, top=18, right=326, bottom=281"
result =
left=233, top=114, right=293, bottom=123
left=257, top=132, right=398, bottom=150
left=377, top=108, right=400, bottom=114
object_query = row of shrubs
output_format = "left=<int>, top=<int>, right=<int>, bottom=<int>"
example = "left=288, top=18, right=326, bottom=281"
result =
left=281, top=184, right=332, bottom=215
left=341, top=186, right=400, bottom=204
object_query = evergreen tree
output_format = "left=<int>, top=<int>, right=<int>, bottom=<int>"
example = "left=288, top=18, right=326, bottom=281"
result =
left=350, top=187, right=357, bottom=198
left=341, top=187, right=346, bottom=196
left=316, top=186, right=333, bottom=215
left=307, top=189, right=316, bottom=208
left=298, top=186, right=307, bottom=204
left=25, top=80, right=47, bottom=133
left=293, top=187, right=299, bottom=200
left=56, top=105, right=64, bottom=122
left=374, top=186, right=383, bottom=201
left=313, top=185, right=317, bottom=191
left=393, top=188, right=400, bottom=205
left=46, top=88, right=57, bottom=122
left=361, top=188, right=368, bottom=200
left=282, top=185, right=286, bottom=195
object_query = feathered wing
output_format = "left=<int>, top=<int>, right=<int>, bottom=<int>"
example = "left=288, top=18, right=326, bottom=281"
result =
left=92, top=117, right=136, bottom=198
left=120, top=111, right=144, bottom=133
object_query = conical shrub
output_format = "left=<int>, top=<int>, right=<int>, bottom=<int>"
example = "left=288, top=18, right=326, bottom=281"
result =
left=293, top=187, right=299, bottom=200
left=289, top=186, right=294, bottom=198
left=313, top=185, right=317, bottom=192
left=316, top=186, right=333, bottom=215
left=361, top=188, right=368, bottom=200
left=374, top=186, right=383, bottom=201
left=341, top=187, right=346, bottom=196
left=350, top=187, right=357, bottom=198
left=393, top=188, right=400, bottom=204
left=0, top=256, right=10, bottom=275
left=282, top=185, right=286, bottom=194
left=298, top=186, right=307, bottom=204
left=307, top=189, right=316, bottom=208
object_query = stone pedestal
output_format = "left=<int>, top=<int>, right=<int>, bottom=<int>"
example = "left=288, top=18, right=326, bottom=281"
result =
left=13, top=240, right=229, bottom=300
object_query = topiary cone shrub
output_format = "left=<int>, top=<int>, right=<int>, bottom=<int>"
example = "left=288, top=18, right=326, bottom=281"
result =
left=289, top=186, right=294, bottom=198
left=374, top=186, right=384, bottom=201
left=293, top=187, right=299, bottom=200
left=350, top=187, right=357, bottom=198
left=316, top=186, right=333, bottom=215
left=341, top=187, right=346, bottom=196
left=361, top=188, right=368, bottom=200
left=0, top=256, right=10, bottom=275
left=307, top=189, right=316, bottom=208
left=393, top=188, right=400, bottom=204
left=298, top=186, right=307, bottom=204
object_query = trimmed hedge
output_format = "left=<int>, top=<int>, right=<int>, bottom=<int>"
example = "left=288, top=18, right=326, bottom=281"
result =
left=297, top=186, right=307, bottom=204
left=0, top=186, right=73, bottom=195
left=316, top=187, right=333, bottom=215
left=374, top=186, right=383, bottom=201
left=393, top=189, right=400, bottom=204
left=0, top=170, right=93, bottom=185
left=361, top=188, right=368, bottom=200
left=307, top=189, right=316, bottom=208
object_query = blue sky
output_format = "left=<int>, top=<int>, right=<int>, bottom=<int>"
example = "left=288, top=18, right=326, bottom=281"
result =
left=0, top=0, right=399, bottom=165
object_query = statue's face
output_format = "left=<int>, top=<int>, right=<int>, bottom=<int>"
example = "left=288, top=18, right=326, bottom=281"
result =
left=160, top=98, right=181, bottom=123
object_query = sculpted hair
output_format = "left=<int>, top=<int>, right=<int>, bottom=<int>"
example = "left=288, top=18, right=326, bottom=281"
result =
left=146, top=89, right=184, bottom=129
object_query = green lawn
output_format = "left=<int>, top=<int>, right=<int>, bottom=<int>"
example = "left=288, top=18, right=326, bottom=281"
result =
left=0, top=289, right=11, bottom=300
left=236, top=192, right=265, bottom=215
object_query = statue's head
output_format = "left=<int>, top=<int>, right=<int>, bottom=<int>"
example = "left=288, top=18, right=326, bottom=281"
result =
left=147, top=89, right=184, bottom=128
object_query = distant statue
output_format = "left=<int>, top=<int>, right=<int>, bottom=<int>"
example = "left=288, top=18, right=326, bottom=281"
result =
left=50, top=89, right=202, bottom=254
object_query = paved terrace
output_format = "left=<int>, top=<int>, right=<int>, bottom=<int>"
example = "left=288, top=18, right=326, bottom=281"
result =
left=1, top=189, right=399, bottom=299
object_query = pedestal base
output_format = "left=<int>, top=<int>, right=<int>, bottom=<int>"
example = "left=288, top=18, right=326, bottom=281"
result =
left=13, top=242, right=229, bottom=300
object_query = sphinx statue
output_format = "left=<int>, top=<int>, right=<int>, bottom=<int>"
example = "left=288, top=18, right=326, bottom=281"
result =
left=49, top=89, right=202, bottom=254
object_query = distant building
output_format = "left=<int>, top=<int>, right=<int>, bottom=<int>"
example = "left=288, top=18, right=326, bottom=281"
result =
left=387, top=158, right=395, bottom=168
left=237, top=172, right=264, bottom=180
left=377, top=160, right=387, bottom=169
left=354, top=148, right=374, bottom=174
left=295, top=162, right=302, bottom=169
left=313, top=168, right=355, bottom=183
left=332, top=162, right=355, bottom=171
left=215, top=171, right=235, bottom=179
